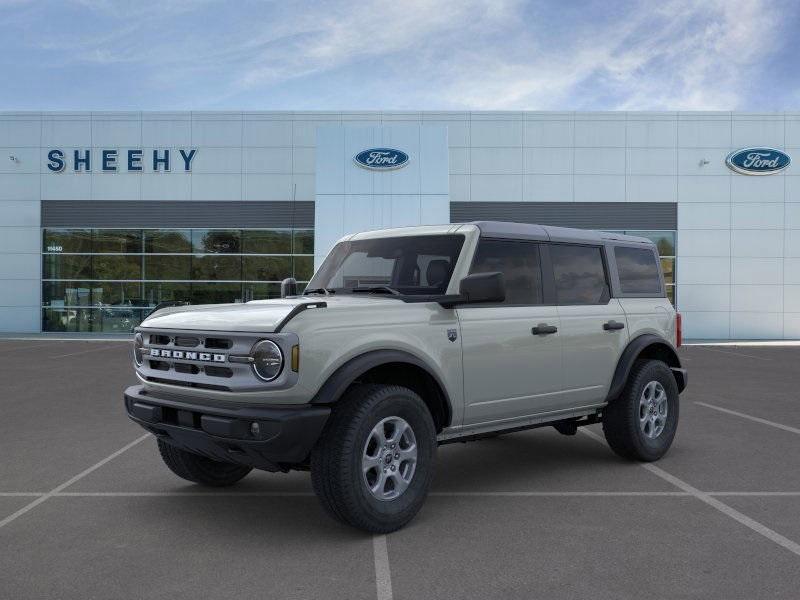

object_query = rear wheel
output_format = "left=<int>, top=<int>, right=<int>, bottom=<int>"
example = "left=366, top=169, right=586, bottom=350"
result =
left=311, top=384, right=437, bottom=533
left=157, top=439, right=252, bottom=486
left=602, top=359, right=679, bottom=462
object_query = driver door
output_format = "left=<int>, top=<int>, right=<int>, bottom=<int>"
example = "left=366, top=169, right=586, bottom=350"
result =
left=458, top=239, right=563, bottom=426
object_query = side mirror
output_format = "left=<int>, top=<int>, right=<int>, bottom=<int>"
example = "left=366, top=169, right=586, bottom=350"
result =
left=280, top=277, right=298, bottom=298
left=458, top=272, right=505, bottom=304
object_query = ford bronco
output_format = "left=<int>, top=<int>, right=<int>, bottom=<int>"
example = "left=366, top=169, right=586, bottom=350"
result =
left=125, top=221, right=687, bottom=532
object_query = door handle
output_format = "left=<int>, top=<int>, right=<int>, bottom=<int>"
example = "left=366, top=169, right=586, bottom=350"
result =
left=532, top=323, right=558, bottom=335
left=603, top=320, right=625, bottom=331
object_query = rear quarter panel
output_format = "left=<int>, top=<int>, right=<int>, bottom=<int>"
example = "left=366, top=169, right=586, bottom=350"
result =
left=618, top=298, right=676, bottom=346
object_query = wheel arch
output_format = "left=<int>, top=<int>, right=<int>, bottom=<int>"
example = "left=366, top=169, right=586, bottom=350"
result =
left=606, top=334, right=686, bottom=403
left=310, top=350, right=453, bottom=432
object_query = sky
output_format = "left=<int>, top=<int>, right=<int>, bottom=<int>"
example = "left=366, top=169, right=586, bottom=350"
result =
left=1, top=0, right=798, bottom=111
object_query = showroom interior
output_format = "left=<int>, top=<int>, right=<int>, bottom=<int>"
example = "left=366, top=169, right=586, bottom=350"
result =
left=0, top=111, right=797, bottom=339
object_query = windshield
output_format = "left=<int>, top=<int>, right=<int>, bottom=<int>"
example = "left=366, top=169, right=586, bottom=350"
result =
left=307, top=234, right=465, bottom=296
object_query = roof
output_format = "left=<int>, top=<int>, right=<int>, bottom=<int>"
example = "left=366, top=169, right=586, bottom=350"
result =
left=469, top=221, right=653, bottom=245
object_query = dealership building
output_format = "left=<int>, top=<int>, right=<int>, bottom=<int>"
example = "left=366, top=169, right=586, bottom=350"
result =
left=0, top=110, right=798, bottom=339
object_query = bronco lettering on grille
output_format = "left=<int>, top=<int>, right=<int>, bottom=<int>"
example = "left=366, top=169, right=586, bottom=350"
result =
left=149, top=348, right=226, bottom=362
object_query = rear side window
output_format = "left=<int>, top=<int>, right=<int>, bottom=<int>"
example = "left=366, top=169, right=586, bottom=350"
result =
left=550, top=244, right=608, bottom=305
left=470, top=239, right=543, bottom=305
left=614, top=246, right=662, bottom=295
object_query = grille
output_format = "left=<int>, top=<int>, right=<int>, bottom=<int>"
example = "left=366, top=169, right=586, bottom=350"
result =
left=136, top=328, right=298, bottom=393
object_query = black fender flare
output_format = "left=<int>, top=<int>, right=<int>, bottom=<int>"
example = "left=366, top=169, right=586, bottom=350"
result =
left=605, top=334, right=686, bottom=403
left=310, top=349, right=453, bottom=427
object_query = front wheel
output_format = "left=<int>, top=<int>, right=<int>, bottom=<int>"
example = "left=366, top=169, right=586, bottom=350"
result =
left=157, top=439, right=252, bottom=486
left=311, top=384, right=437, bottom=533
left=602, top=359, right=679, bottom=462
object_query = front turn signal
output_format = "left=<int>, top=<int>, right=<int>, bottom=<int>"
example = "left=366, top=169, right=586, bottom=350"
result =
left=291, top=345, right=300, bottom=372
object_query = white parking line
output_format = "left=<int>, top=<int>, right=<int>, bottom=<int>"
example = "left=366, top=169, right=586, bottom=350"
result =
left=695, top=402, right=800, bottom=436
left=580, top=429, right=800, bottom=557
left=48, top=344, right=126, bottom=359
left=3, top=490, right=800, bottom=498
left=373, top=534, right=394, bottom=600
left=694, top=347, right=771, bottom=361
left=0, top=434, right=149, bottom=530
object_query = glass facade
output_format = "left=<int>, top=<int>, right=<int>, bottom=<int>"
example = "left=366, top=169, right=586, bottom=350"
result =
left=41, top=228, right=314, bottom=332
left=607, top=230, right=676, bottom=306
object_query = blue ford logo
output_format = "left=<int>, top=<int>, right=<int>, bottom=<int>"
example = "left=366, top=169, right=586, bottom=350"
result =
left=354, top=148, right=409, bottom=170
left=726, top=147, right=790, bottom=175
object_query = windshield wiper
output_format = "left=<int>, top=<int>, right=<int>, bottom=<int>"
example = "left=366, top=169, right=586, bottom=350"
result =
left=303, top=287, right=335, bottom=295
left=351, top=286, right=401, bottom=295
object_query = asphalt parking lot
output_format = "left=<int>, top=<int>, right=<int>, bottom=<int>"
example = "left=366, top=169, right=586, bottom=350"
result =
left=1, top=340, right=799, bottom=599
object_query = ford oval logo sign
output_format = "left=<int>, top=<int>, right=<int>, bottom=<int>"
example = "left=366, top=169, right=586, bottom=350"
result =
left=726, top=147, right=791, bottom=175
left=354, top=148, right=409, bottom=170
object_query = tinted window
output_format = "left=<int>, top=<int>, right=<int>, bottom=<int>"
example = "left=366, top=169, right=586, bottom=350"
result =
left=550, top=244, right=608, bottom=305
left=470, top=240, right=542, bottom=305
left=309, top=235, right=464, bottom=295
left=615, top=246, right=662, bottom=294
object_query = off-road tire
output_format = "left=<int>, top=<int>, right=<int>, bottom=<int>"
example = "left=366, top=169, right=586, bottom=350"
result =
left=602, top=359, right=679, bottom=462
left=311, top=384, right=437, bottom=533
left=157, top=439, right=252, bottom=486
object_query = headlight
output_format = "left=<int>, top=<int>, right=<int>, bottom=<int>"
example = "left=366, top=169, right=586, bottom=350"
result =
left=251, top=340, right=284, bottom=381
left=133, top=332, right=144, bottom=367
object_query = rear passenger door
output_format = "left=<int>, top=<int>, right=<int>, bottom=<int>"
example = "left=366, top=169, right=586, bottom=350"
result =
left=458, top=239, right=563, bottom=426
left=547, top=243, right=628, bottom=407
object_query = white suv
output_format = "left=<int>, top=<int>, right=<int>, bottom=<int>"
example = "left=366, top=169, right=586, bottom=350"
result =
left=125, top=221, right=687, bottom=532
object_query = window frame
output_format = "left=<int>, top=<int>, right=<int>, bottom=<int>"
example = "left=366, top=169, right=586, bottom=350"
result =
left=464, top=237, right=550, bottom=307
left=606, top=242, right=666, bottom=299
left=545, top=242, right=612, bottom=307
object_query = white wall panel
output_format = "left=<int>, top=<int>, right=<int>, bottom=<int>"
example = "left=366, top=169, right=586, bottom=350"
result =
left=523, top=174, right=573, bottom=202
left=242, top=174, right=290, bottom=201
left=0, top=307, right=39, bottom=333
left=731, top=230, right=784, bottom=257
left=192, top=174, right=242, bottom=200
left=470, top=120, right=522, bottom=147
left=91, top=173, right=141, bottom=200
left=574, top=148, right=625, bottom=174
left=523, top=147, right=573, bottom=174
left=0, top=279, right=39, bottom=306
left=141, top=174, right=191, bottom=200
left=0, top=119, right=41, bottom=147
left=523, top=120, right=573, bottom=147
left=731, top=258, right=782, bottom=285
left=677, top=176, right=730, bottom=203
left=91, top=120, right=141, bottom=147
left=677, top=119, right=731, bottom=148
left=243, top=148, right=292, bottom=173
left=626, top=176, right=677, bottom=203
left=785, top=230, right=800, bottom=257
left=191, top=120, right=243, bottom=147
left=471, top=147, right=522, bottom=174
left=677, top=257, right=730, bottom=284
left=0, top=200, right=39, bottom=226
left=626, top=120, right=677, bottom=148
left=679, top=311, right=729, bottom=339
left=627, top=148, right=676, bottom=175
left=0, top=148, right=39, bottom=173
left=0, top=173, right=39, bottom=200
left=41, top=119, right=91, bottom=147
left=731, top=285, right=783, bottom=312
left=574, top=175, right=625, bottom=202
left=730, top=311, right=782, bottom=339
left=678, top=230, right=730, bottom=256
left=678, top=203, right=730, bottom=229
left=784, top=258, right=800, bottom=284
left=449, top=148, right=469, bottom=174
left=192, top=148, right=243, bottom=174
left=449, top=175, right=470, bottom=202
left=732, top=119, right=785, bottom=149
left=470, top=174, right=522, bottom=202
left=730, top=175, right=785, bottom=203
left=242, top=120, right=292, bottom=147
left=41, top=174, right=89, bottom=201
left=677, top=284, right=730, bottom=311
left=678, top=149, right=732, bottom=176
left=731, top=203, right=784, bottom=229
left=574, top=120, right=625, bottom=147
left=142, top=119, right=191, bottom=147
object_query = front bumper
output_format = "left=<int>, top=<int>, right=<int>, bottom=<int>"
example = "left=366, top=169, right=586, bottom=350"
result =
left=124, top=385, right=330, bottom=471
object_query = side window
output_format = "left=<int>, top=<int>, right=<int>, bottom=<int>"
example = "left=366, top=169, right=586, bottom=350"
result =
left=470, top=239, right=542, bottom=305
left=550, top=244, right=608, bottom=305
left=614, top=246, right=662, bottom=295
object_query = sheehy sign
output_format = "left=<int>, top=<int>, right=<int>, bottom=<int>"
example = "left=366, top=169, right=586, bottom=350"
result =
left=46, top=148, right=197, bottom=172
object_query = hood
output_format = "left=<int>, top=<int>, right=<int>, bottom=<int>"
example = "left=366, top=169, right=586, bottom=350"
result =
left=140, top=295, right=398, bottom=333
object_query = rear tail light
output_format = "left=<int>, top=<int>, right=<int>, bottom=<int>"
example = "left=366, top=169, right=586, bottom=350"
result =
left=675, top=312, right=682, bottom=348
